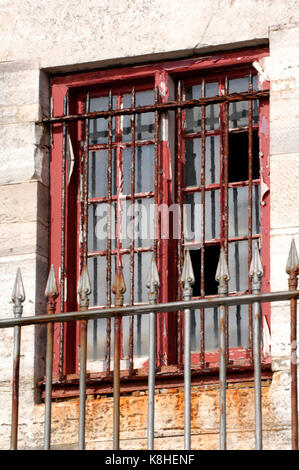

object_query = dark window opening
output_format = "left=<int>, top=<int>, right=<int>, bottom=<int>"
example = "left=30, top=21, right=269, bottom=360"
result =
left=190, top=244, right=221, bottom=297
left=228, top=130, right=259, bottom=183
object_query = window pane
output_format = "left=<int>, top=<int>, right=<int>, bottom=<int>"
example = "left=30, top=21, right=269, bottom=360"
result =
left=184, top=192, right=202, bottom=244
left=228, top=186, right=248, bottom=237
left=122, top=90, right=155, bottom=142
left=135, top=145, right=154, bottom=193
left=252, top=185, right=260, bottom=235
left=190, top=309, right=201, bottom=352
left=184, top=136, right=220, bottom=188
left=205, top=189, right=220, bottom=240
left=185, top=82, right=219, bottom=133
left=229, top=76, right=249, bottom=93
left=229, top=100, right=259, bottom=129
left=133, top=251, right=152, bottom=356
left=122, top=145, right=154, bottom=195
left=122, top=147, right=133, bottom=195
left=88, top=150, right=116, bottom=198
left=87, top=256, right=107, bottom=306
left=185, top=138, right=201, bottom=188
left=87, top=317, right=107, bottom=362
left=89, top=95, right=116, bottom=144
left=229, top=304, right=249, bottom=348
left=204, top=307, right=219, bottom=351
left=133, top=197, right=155, bottom=248
left=203, top=304, right=250, bottom=352
left=88, top=203, right=107, bottom=252
left=228, top=240, right=248, bottom=293
left=205, top=135, right=220, bottom=185
left=134, top=251, right=152, bottom=303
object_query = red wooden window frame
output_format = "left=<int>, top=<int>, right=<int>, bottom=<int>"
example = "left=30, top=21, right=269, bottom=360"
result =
left=49, top=47, right=270, bottom=379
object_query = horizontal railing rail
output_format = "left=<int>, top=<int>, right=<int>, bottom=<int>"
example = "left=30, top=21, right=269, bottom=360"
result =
left=4, top=239, right=299, bottom=451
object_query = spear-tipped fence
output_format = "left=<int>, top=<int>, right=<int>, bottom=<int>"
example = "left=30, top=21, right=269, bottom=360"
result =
left=3, top=239, right=299, bottom=450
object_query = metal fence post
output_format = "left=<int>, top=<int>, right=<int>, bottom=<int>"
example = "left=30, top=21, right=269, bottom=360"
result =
left=249, top=241, right=264, bottom=450
left=286, top=238, right=299, bottom=450
left=78, top=265, right=91, bottom=450
left=112, top=262, right=126, bottom=450
left=181, top=250, right=195, bottom=450
left=44, top=265, right=59, bottom=450
left=146, top=256, right=160, bottom=450
left=215, top=248, right=230, bottom=450
left=11, top=268, right=25, bottom=450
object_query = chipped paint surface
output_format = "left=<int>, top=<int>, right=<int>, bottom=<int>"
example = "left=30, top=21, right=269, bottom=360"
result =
left=23, top=377, right=290, bottom=450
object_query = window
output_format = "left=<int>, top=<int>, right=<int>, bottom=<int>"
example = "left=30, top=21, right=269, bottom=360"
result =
left=49, top=48, right=270, bottom=384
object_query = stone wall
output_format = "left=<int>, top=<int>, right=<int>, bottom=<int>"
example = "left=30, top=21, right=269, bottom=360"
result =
left=0, top=0, right=298, bottom=450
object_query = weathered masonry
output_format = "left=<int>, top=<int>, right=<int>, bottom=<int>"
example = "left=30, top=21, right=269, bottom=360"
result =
left=0, top=0, right=299, bottom=450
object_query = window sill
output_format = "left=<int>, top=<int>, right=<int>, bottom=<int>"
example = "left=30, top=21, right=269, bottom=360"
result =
left=39, top=361, right=272, bottom=400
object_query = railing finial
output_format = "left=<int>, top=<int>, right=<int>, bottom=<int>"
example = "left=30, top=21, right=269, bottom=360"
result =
left=112, top=264, right=126, bottom=307
left=249, top=241, right=264, bottom=293
left=146, top=255, right=160, bottom=304
left=286, top=238, right=299, bottom=274
left=215, top=248, right=230, bottom=296
left=181, top=250, right=195, bottom=301
left=11, top=268, right=25, bottom=318
left=45, top=265, right=59, bottom=314
left=286, top=238, right=299, bottom=292
left=45, top=264, right=58, bottom=297
left=78, top=264, right=92, bottom=311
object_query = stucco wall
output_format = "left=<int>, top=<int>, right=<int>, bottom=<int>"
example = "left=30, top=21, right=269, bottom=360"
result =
left=0, top=0, right=299, bottom=450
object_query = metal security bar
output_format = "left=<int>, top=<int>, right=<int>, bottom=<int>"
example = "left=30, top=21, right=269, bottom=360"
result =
left=4, top=238, right=299, bottom=451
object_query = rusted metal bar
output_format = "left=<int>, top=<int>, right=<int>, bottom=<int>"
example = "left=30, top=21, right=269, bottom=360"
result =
left=112, top=263, right=126, bottom=450
left=223, top=76, right=229, bottom=366
left=181, top=250, right=195, bottom=450
left=1, top=290, right=298, bottom=330
left=153, top=85, right=160, bottom=257
left=44, top=265, right=59, bottom=450
left=200, top=78, right=206, bottom=369
left=249, top=241, right=264, bottom=449
left=216, top=248, right=230, bottom=450
left=248, top=74, right=254, bottom=365
left=106, top=90, right=113, bottom=377
left=146, top=256, right=160, bottom=450
left=286, top=238, right=299, bottom=450
left=176, top=79, right=184, bottom=368
left=77, top=265, right=91, bottom=450
left=129, top=88, right=136, bottom=376
left=41, top=90, right=270, bottom=125
left=10, top=268, right=25, bottom=450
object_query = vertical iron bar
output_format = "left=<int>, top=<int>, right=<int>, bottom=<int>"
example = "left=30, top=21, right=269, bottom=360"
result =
left=146, top=256, right=160, bottom=450
left=106, top=90, right=113, bottom=377
left=176, top=80, right=184, bottom=367
left=147, top=310, right=156, bottom=449
left=200, top=78, right=206, bottom=368
left=44, top=265, right=59, bottom=450
left=224, top=76, right=229, bottom=365
left=250, top=241, right=264, bottom=449
left=216, top=249, right=230, bottom=450
left=10, top=268, right=25, bottom=450
left=113, top=314, right=121, bottom=449
left=181, top=250, right=195, bottom=450
left=286, top=238, right=299, bottom=450
left=248, top=72, right=254, bottom=365
left=112, top=264, right=126, bottom=450
left=11, top=324, right=21, bottom=450
left=78, top=266, right=91, bottom=450
left=129, top=88, right=136, bottom=376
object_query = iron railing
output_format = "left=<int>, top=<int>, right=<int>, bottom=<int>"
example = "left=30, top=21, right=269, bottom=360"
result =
left=2, top=239, right=299, bottom=450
